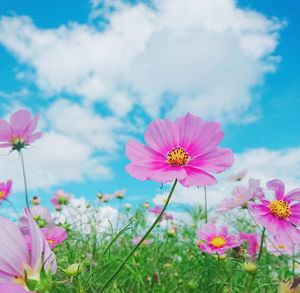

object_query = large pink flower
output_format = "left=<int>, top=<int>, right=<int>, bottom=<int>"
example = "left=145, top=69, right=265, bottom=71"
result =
left=248, top=179, right=300, bottom=246
left=0, top=109, right=42, bottom=151
left=0, top=209, right=56, bottom=291
left=0, top=179, right=12, bottom=202
left=125, top=113, right=233, bottom=187
left=197, top=223, right=241, bottom=255
left=40, top=226, right=68, bottom=250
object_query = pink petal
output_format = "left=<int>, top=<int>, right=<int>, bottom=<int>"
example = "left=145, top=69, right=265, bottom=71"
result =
left=125, top=140, right=166, bottom=162
left=248, top=202, right=270, bottom=215
left=275, top=219, right=300, bottom=246
left=52, top=226, right=68, bottom=247
left=26, top=132, right=42, bottom=144
left=0, top=282, right=28, bottom=292
left=0, top=143, right=12, bottom=148
left=218, top=225, right=229, bottom=237
left=288, top=214, right=300, bottom=226
left=179, top=166, right=216, bottom=187
left=188, top=148, right=233, bottom=173
left=290, top=203, right=300, bottom=214
left=0, top=119, right=11, bottom=141
left=9, top=109, right=32, bottom=136
left=144, top=119, right=179, bottom=155
left=284, top=189, right=300, bottom=202
left=267, top=179, right=285, bottom=201
left=199, top=243, right=215, bottom=254
left=24, top=114, right=39, bottom=136
left=174, top=112, right=203, bottom=157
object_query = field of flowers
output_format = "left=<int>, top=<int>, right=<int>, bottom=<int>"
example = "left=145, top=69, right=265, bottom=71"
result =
left=0, top=110, right=299, bottom=292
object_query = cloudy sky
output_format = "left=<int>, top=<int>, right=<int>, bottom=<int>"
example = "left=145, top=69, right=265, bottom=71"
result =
left=0, top=0, right=299, bottom=213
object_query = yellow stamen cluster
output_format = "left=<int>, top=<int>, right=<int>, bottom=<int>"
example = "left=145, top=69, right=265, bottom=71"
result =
left=269, top=200, right=290, bottom=218
left=278, top=244, right=285, bottom=249
left=0, top=191, right=6, bottom=198
left=210, top=236, right=226, bottom=248
left=237, top=195, right=243, bottom=202
left=47, top=239, right=54, bottom=244
left=167, top=146, right=189, bottom=166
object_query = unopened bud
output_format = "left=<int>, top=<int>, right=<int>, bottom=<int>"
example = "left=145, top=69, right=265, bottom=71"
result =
left=66, top=263, right=82, bottom=276
left=243, top=262, right=257, bottom=273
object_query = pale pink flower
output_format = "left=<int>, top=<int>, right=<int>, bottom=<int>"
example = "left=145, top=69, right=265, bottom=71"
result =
left=40, top=226, right=68, bottom=250
left=29, top=205, right=54, bottom=229
left=240, top=232, right=260, bottom=261
left=0, top=109, right=42, bottom=151
left=227, top=169, right=248, bottom=182
left=248, top=179, right=300, bottom=246
left=50, top=189, right=70, bottom=210
left=217, top=178, right=263, bottom=212
left=149, top=206, right=173, bottom=222
left=265, top=236, right=297, bottom=256
left=0, top=209, right=56, bottom=291
left=126, top=113, right=233, bottom=187
left=197, top=223, right=241, bottom=255
left=131, top=236, right=154, bottom=246
left=113, top=189, right=126, bottom=199
left=0, top=179, right=12, bottom=202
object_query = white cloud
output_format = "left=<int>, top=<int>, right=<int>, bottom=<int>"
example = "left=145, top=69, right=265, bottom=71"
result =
left=0, top=0, right=284, bottom=121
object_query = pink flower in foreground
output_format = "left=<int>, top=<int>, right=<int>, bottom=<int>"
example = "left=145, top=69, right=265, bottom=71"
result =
left=0, top=209, right=56, bottom=291
left=240, top=232, right=260, bottom=261
left=132, top=236, right=154, bottom=246
left=50, top=189, right=71, bottom=210
left=0, top=179, right=12, bottom=201
left=217, top=178, right=263, bottom=212
left=227, top=169, right=248, bottom=182
left=149, top=206, right=173, bottom=222
left=197, top=223, right=241, bottom=255
left=0, top=109, right=42, bottom=151
left=248, top=179, right=300, bottom=246
left=40, top=226, right=68, bottom=249
left=126, top=113, right=233, bottom=187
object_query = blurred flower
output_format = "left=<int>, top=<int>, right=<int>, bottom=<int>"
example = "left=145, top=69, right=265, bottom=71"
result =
left=217, top=178, right=263, bottom=212
left=113, top=189, right=126, bottom=199
left=125, top=203, right=131, bottom=211
left=227, top=169, right=247, bottom=182
left=66, top=263, right=82, bottom=276
left=143, top=202, right=150, bottom=209
left=97, top=192, right=103, bottom=200
left=243, top=262, right=258, bottom=274
left=0, top=109, right=42, bottom=151
left=40, top=226, right=67, bottom=250
left=125, top=112, right=233, bottom=187
left=197, top=223, right=241, bottom=255
left=30, top=196, right=40, bottom=206
left=240, top=232, right=260, bottom=261
left=0, top=208, right=56, bottom=291
left=149, top=206, right=173, bottom=222
left=28, top=205, right=53, bottom=229
left=278, top=278, right=300, bottom=293
left=100, top=194, right=114, bottom=203
left=265, top=236, right=295, bottom=256
left=248, top=179, right=300, bottom=246
left=167, top=226, right=178, bottom=237
left=132, top=236, right=154, bottom=246
left=0, top=179, right=12, bottom=202
left=50, top=189, right=70, bottom=210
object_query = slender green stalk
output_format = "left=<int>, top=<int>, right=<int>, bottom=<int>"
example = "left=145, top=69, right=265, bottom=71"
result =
left=256, top=227, right=265, bottom=262
left=5, top=199, right=19, bottom=218
left=99, top=179, right=178, bottom=293
left=204, top=186, right=208, bottom=224
left=19, top=150, right=31, bottom=212
left=215, top=256, right=220, bottom=293
left=292, top=247, right=295, bottom=277
left=246, top=274, right=255, bottom=293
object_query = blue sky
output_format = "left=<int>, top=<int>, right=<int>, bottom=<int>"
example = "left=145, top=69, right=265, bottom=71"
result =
left=0, top=0, right=299, bottom=214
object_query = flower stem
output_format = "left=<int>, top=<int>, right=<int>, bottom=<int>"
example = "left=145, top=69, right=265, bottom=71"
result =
left=5, top=199, right=19, bottom=219
left=256, top=227, right=265, bottom=262
left=204, top=186, right=208, bottom=224
left=99, top=179, right=178, bottom=292
left=246, top=274, right=255, bottom=293
left=19, top=150, right=31, bottom=212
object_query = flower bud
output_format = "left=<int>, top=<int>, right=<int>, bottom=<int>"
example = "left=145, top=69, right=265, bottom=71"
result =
left=144, top=202, right=150, bottom=209
left=125, top=203, right=131, bottom=211
left=31, top=196, right=40, bottom=206
left=66, top=263, right=82, bottom=276
left=243, top=262, right=258, bottom=273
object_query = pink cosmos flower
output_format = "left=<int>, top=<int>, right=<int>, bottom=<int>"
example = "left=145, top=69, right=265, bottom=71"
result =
left=0, top=209, right=56, bottom=291
left=0, top=282, right=29, bottom=292
left=50, top=189, right=70, bottom=210
left=227, top=169, right=248, bottom=182
left=265, top=236, right=296, bottom=256
left=197, top=223, right=241, bottom=255
left=40, top=226, right=68, bottom=250
left=0, top=109, right=42, bottom=151
left=240, top=232, right=260, bottom=261
left=217, top=178, right=263, bottom=212
left=132, top=236, right=154, bottom=246
left=0, top=179, right=12, bottom=201
left=248, top=179, right=300, bottom=246
left=125, top=113, right=233, bottom=187
left=113, top=189, right=126, bottom=199
left=29, top=205, right=54, bottom=229
left=149, top=206, right=173, bottom=222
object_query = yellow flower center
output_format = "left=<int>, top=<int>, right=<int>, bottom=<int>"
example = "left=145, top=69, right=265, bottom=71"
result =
left=237, top=195, right=243, bottom=202
left=210, top=236, right=226, bottom=248
left=167, top=146, right=189, bottom=166
left=0, top=191, right=6, bottom=198
left=142, top=240, right=147, bottom=245
left=269, top=200, right=290, bottom=218
left=47, top=238, right=54, bottom=244
left=278, top=244, right=285, bottom=249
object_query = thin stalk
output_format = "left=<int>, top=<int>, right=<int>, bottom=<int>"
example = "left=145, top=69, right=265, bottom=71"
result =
left=292, top=247, right=295, bottom=277
left=99, top=179, right=178, bottom=293
left=246, top=274, right=255, bottom=293
left=215, top=256, right=220, bottom=293
left=204, top=186, right=208, bottom=223
left=256, top=227, right=265, bottom=262
left=5, top=199, right=19, bottom=219
left=19, top=151, right=31, bottom=212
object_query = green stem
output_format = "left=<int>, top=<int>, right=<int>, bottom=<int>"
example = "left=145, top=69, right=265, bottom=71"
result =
left=246, top=274, right=255, bottom=293
left=5, top=199, right=19, bottom=219
left=204, top=186, right=208, bottom=224
left=292, top=247, right=295, bottom=277
left=99, top=179, right=178, bottom=293
left=19, top=150, right=31, bottom=212
left=215, top=256, right=220, bottom=293
left=256, top=227, right=265, bottom=262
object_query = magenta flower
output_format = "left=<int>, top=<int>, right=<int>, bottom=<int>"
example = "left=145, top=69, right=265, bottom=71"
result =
left=248, top=179, right=300, bottom=246
left=149, top=206, right=173, bottom=222
left=217, top=178, right=263, bottom=212
left=132, top=236, right=154, bottom=246
left=0, top=282, right=28, bottom=292
left=240, top=232, right=260, bottom=261
left=0, top=209, right=56, bottom=291
left=40, top=226, right=68, bottom=250
left=0, top=179, right=12, bottom=202
left=0, top=109, right=42, bottom=151
left=50, top=189, right=71, bottom=210
left=125, top=113, right=233, bottom=187
left=197, top=223, right=241, bottom=255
